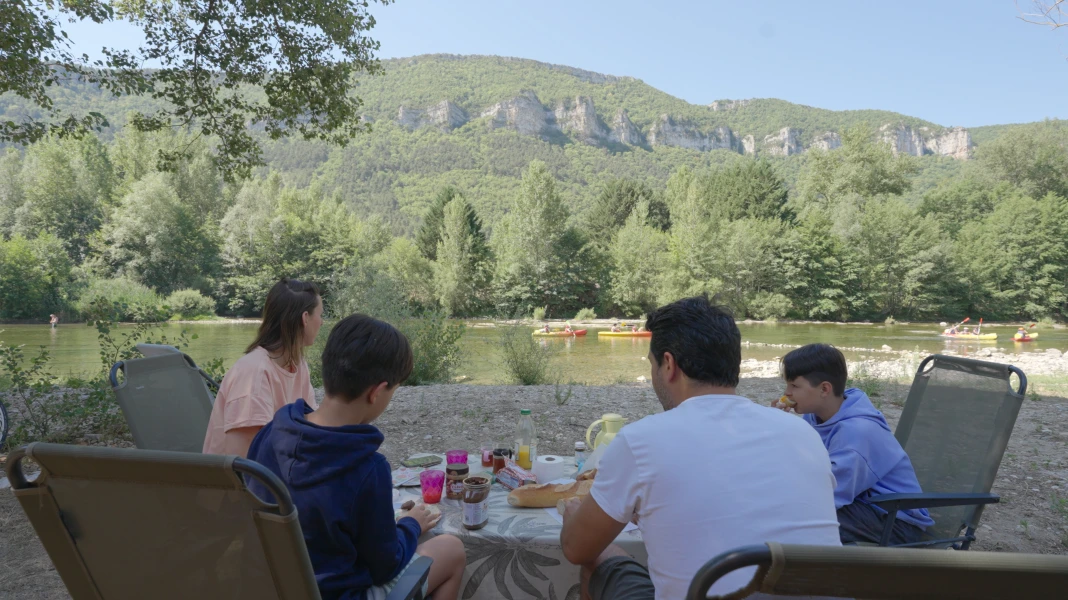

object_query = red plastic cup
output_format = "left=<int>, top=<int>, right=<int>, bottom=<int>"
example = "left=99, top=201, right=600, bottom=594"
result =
left=419, top=470, right=445, bottom=504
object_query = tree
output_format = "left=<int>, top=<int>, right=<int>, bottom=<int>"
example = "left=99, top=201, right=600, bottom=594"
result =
left=696, top=160, right=790, bottom=221
left=715, top=218, right=790, bottom=318
left=974, top=121, right=1068, bottom=199
left=416, top=186, right=490, bottom=265
left=659, top=175, right=721, bottom=305
left=2, top=0, right=390, bottom=179
left=609, top=201, right=668, bottom=315
left=795, top=124, right=917, bottom=210
left=0, top=233, right=72, bottom=319
left=435, top=197, right=481, bottom=316
left=0, top=149, right=24, bottom=237
left=15, top=134, right=114, bottom=262
left=586, top=179, right=669, bottom=246
left=493, top=161, right=595, bottom=314
left=104, top=172, right=219, bottom=295
left=779, top=213, right=862, bottom=320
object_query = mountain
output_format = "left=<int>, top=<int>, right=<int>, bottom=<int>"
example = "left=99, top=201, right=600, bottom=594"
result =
left=0, top=54, right=1046, bottom=231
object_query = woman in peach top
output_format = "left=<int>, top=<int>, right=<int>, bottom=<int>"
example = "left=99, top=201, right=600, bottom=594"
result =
left=203, top=278, right=325, bottom=456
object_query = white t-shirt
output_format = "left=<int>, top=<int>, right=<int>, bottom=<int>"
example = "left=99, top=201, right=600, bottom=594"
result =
left=590, top=395, right=841, bottom=600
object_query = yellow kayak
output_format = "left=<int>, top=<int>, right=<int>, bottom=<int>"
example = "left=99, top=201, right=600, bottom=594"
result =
left=941, top=332, right=997, bottom=340
left=598, top=330, right=651, bottom=338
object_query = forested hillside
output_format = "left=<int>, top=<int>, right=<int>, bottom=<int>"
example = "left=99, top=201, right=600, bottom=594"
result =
left=1, top=55, right=1066, bottom=324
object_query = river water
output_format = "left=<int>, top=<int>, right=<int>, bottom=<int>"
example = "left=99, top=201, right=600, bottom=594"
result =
left=2, top=321, right=1064, bottom=385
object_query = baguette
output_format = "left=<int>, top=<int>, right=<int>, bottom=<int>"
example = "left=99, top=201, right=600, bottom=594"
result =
left=576, top=468, right=597, bottom=482
left=507, top=479, right=593, bottom=508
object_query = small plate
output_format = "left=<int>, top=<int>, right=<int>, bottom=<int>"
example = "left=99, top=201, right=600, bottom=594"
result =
left=392, top=466, right=424, bottom=487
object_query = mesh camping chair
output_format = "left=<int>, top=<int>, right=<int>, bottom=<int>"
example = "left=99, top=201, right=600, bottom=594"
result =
left=685, top=543, right=1068, bottom=600
left=865, top=354, right=1025, bottom=549
left=109, top=345, right=220, bottom=452
left=5, top=443, right=432, bottom=600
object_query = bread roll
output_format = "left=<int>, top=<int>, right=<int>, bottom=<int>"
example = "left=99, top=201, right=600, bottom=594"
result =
left=507, top=479, right=593, bottom=508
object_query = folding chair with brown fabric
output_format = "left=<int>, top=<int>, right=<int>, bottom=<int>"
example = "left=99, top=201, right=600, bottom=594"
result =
left=865, top=355, right=1026, bottom=549
left=686, top=543, right=1068, bottom=600
left=109, top=346, right=219, bottom=452
left=5, top=443, right=431, bottom=600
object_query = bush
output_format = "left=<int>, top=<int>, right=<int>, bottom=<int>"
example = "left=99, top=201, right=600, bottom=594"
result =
left=748, top=292, right=792, bottom=321
left=75, top=277, right=167, bottom=322
left=498, top=322, right=554, bottom=385
left=311, top=264, right=466, bottom=387
left=165, top=289, right=216, bottom=319
left=574, top=307, right=597, bottom=321
left=532, top=306, right=547, bottom=321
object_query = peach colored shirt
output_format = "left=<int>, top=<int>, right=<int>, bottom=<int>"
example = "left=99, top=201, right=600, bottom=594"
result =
left=202, top=346, right=317, bottom=455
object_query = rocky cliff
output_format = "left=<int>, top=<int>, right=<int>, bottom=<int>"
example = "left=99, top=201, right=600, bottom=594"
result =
left=394, top=92, right=972, bottom=160
left=880, top=124, right=973, bottom=158
left=647, top=115, right=737, bottom=151
left=396, top=100, right=468, bottom=130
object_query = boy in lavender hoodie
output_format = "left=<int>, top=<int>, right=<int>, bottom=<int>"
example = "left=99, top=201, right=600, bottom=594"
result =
left=774, top=343, right=933, bottom=544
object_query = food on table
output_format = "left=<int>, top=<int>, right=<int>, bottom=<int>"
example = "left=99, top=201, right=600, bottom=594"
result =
left=496, top=460, right=538, bottom=491
left=445, top=463, right=469, bottom=500
left=462, top=476, right=491, bottom=530
left=395, top=501, right=441, bottom=522
left=576, top=469, right=597, bottom=482
left=507, top=479, right=594, bottom=508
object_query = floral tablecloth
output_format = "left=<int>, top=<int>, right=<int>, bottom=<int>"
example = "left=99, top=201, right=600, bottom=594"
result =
left=395, top=456, right=646, bottom=600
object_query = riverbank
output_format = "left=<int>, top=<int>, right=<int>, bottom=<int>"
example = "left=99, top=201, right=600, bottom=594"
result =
left=2, top=378, right=1067, bottom=599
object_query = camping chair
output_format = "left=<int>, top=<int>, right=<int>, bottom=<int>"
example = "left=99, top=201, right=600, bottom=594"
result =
left=109, top=345, right=220, bottom=452
left=866, top=354, right=1025, bottom=549
left=5, top=443, right=432, bottom=600
left=685, top=543, right=1068, bottom=600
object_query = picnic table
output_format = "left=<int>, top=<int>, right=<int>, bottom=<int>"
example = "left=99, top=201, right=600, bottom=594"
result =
left=394, top=455, right=646, bottom=600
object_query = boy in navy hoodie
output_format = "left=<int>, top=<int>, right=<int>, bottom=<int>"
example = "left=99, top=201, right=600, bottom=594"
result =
left=774, top=344, right=934, bottom=544
left=247, top=314, right=466, bottom=600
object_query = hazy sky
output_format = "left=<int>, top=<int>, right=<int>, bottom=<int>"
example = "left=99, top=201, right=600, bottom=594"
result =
left=64, top=0, right=1067, bottom=127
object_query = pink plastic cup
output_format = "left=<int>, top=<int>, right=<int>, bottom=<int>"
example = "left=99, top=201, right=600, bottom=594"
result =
left=445, top=449, right=468, bottom=465
left=419, top=470, right=445, bottom=504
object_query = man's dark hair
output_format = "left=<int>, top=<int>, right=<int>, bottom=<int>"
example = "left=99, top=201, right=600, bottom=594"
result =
left=645, top=296, right=740, bottom=387
left=781, top=344, right=847, bottom=397
left=321, top=314, right=414, bottom=401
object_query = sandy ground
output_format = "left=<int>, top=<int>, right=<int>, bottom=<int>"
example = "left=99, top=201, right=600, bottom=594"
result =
left=2, top=377, right=1067, bottom=599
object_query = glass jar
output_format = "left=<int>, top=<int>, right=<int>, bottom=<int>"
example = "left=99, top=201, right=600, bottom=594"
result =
left=574, top=441, right=587, bottom=472
left=462, top=476, right=491, bottom=530
left=446, top=463, right=469, bottom=500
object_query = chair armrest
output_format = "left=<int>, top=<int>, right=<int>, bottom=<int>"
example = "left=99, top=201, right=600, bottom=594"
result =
left=868, top=492, right=999, bottom=511
left=384, top=556, right=434, bottom=600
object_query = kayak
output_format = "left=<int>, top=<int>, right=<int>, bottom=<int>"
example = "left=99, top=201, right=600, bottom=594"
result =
left=532, top=329, right=587, bottom=337
left=1013, top=332, right=1039, bottom=342
left=598, top=331, right=652, bottom=338
left=941, top=332, right=997, bottom=340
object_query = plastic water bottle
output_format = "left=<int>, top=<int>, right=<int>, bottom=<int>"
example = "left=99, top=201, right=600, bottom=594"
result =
left=574, top=441, right=587, bottom=472
left=514, top=409, right=537, bottom=470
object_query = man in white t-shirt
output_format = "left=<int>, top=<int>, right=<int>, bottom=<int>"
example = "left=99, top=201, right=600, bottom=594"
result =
left=560, top=296, right=841, bottom=600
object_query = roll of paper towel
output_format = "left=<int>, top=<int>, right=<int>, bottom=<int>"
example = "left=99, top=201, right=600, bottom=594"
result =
left=532, top=455, right=567, bottom=483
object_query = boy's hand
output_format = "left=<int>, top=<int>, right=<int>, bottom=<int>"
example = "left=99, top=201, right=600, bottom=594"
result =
left=407, top=503, right=441, bottom=533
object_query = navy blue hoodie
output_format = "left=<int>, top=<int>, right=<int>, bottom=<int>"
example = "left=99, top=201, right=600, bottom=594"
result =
left=803, top=388, right=934, bottom=529
left=247, top=400, right=421, bottom=600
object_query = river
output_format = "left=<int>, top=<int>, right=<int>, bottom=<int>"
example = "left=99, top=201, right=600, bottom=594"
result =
left=2, top=321, right=1064, bottom=385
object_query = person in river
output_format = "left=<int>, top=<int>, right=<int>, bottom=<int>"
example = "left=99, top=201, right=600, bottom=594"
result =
left=49, top=314, right=59, bottom=329
left=542, top=323, right=552, bottom=334
left=611, top=323, right=621, bottom=333
left=564, top=321, right=574, bottom=333
left=202, top=278, right=324, bottom=457
left=773, top=344, right=933, bottom=545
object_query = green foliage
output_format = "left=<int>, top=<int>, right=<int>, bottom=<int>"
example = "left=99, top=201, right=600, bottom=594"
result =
left=532, top=306, right=547, bottom=321
left=165, top=289, right=217, bottom=319
left=1, top=0, right=390, bottom=179
left=75, top=278, right=166, bottom=323
left=574, top=308, right=597, bottom=321
left=498, top=322, right=554, bottom=385
left=975, top=121, right=1068, bottom=199
left=586, top=179, right=670, bottom=246
left=0, top=234, right=73, bottom=319
left=795, top=124, right=917, bottom=210
left=609, top=201, right=669, bottom=315
left=433, top=196, right=493, bottom=316
left=696, top=159, right=790, bottom=221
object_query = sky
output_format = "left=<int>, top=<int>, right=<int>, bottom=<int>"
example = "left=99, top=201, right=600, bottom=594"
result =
left=64, top=0, right=1068, bottom=127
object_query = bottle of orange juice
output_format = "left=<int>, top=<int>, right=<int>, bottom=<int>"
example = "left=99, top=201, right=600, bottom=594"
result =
left=514, top=409, right=537, bottom=470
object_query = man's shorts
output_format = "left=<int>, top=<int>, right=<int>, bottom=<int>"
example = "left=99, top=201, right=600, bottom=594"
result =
left=365, top=554, right=431, bottom=600
left=589, top=556, right=655, bottom=600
